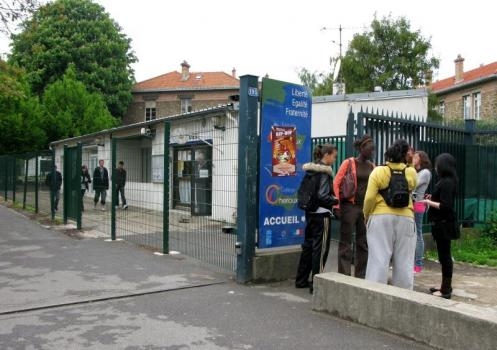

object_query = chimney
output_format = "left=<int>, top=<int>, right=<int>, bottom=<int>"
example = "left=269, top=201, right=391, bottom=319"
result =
left=454, top=54, right=464, bottom=83
left=232, top=67, right=237, bottom=78
left=181, top=60, right=190, bottom=81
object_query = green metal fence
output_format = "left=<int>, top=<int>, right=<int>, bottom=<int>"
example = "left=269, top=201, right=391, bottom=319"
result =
left=0, top=151, right=55, bottom=217
left=340, top=108, right=497, bottom=225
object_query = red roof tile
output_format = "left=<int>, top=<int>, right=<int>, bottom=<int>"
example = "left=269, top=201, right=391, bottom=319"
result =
left=431, top=61, right=497, bottom=92
left=134, top=71, right=239, bottom=91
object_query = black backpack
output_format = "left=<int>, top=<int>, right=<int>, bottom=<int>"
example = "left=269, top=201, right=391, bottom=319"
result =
left=379, top=166, right=410, bottom=208
left=297, top=173, right=320, bottom=212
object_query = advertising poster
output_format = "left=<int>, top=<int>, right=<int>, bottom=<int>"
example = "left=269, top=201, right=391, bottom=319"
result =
left=258, top=78, right=312, bottom=248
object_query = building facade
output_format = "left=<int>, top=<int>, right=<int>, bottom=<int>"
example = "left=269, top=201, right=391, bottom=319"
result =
left=431, top=55, right=497, bottom=121
left=123, top=61, right=240, bottom=125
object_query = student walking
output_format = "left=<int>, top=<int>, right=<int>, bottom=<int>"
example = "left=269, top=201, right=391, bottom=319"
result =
left=80, top=165, right=91, bottom=212
left=295, top=144, right=338, bottom=294
left=93, top=159, right=109, bottom=211
left=45, top=165, right=62, bottom=211
left=115, top=161, right=128, bottom=209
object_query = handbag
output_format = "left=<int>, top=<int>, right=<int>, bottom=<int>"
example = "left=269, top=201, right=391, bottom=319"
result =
left=413, top=201, right=426, bottom=213
left=339, top=158, right=355, bottom=200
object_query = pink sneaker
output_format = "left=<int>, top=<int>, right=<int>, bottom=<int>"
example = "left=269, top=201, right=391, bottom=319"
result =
left=414, top=266, right=423, bottom=274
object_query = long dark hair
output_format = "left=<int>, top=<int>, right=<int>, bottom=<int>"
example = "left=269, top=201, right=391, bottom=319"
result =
left=415, top=151, right=432, bottom=171
left=384, top=139, right=409, bottom=163
left=435, top=153, right=458, bottom=182
left=313, top=144, right=337, bottom=162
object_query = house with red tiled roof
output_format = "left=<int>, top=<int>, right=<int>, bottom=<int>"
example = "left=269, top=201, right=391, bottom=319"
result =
left=123, top=61, right=239, bottom=125
left=430, top=55, right=497, bottom=120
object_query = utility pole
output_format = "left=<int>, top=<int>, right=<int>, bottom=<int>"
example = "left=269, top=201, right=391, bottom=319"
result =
left=321, top=24, right=345, bottom=94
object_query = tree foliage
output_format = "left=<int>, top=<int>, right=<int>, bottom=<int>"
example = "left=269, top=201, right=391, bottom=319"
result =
left=298, top=68, right=334, bottom=96
left=9, top=0, right=136, bottom=118
left=42, top=64, right=118, bottom=142
left=341, top=15, right=439, bottom=93
left=0, top=0, right=39, bottom=35
left=0, top=59, right=46, bottom=154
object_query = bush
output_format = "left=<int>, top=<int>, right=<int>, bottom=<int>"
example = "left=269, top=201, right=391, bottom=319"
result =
left=482, top=210, right=497, bottom=243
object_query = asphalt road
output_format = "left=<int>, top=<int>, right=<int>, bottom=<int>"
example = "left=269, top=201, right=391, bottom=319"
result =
left=0, top=204, right=433, bottom=349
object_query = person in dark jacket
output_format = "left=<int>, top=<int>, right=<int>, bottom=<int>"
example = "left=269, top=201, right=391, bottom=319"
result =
left=81, top=165, right=91, bottom=212
left=420, top=153, right=459, bottom=299
left=45, top=165, right=62, bottom=211
left=115, top=161, right=128, bottom=209
left=92, top=159, right=109, bottom=211
left=295, top=144, right=339, bottom=294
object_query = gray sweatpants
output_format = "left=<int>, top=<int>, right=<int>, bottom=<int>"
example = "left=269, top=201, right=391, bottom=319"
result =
left=365, top=214, right=416, bottom=290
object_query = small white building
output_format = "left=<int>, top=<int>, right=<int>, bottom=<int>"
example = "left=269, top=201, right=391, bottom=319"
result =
left=50, top=105, right=239, bottom=224
left=312, top=88, right=429, bottom=137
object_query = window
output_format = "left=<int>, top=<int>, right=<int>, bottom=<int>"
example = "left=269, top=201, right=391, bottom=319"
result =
left=463, top=95, right=470, bottom=119
left=181, top=98, right=192, bottom=114
left=145, top=101, right=156, bottom=121
left=439, top=101, right=445, bottom=117
left=472, top=92, right=481, bottom=120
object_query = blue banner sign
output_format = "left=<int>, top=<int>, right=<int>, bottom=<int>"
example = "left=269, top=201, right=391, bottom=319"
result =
left=258, top=78, right=312, bottom=248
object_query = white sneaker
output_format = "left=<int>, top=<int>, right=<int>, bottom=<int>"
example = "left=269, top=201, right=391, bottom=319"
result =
left=123, top=204, right=128, bottom=210
left=93, top=204, right=97, bottom=210
left=101, top=206, right=105, bottom=211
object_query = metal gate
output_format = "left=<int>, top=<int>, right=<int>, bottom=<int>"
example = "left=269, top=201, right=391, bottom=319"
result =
left=63, top=144, right=82, bottom=228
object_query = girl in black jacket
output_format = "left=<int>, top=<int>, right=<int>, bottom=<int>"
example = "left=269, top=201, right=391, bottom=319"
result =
left=295, top=144, right=338, bottom=294
left=421, top=153, right=459, bottom=299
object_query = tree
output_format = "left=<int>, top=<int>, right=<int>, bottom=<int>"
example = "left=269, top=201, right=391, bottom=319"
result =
left=0, top=59, right=46, bottom=154
left=0, top=0, right=39, bottom=35
left=341, top=15, right=439, bottom=93
left=8, top=0, right=136, bottom=118
left=42, top=64, right=118, bottom=142
left=298, top=68, right=334, bottom=96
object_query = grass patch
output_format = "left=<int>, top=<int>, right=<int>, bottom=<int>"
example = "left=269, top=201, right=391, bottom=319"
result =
left=427, top=229, right=497, bottom=267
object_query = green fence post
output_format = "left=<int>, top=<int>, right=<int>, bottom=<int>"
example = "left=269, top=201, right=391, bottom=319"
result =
left=346, top=108, right=355, bottom=157
left=76, top=143, right=82, bottom=230
left=111, top=137, right=116, bottom=240
left=163, top=122, right=170, bottom=254
left=23, top=155, right=28, bottom=209
left=3, top=157, right=7, bottom=201
left=35, top=154, right=39, bottom=213
left=51, top=148, right=56, bottom=221
left=12, top=155, right=16, bottom=203
left=63, top=145, right=68, bottom=224
left=236, top=75, right=259, bottom=284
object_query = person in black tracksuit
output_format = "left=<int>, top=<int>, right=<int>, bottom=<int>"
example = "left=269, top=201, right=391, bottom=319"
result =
left=80, top=165, right=91, bottom=211
left=93, top=159, right=109, bottom=210
left=295, top=144, right=338, bottom=294
left=115, top=161, right=128, bottom=209
left=420, top=153, right=459, bottom=299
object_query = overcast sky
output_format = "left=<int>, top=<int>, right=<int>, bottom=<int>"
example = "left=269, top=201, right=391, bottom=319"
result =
left=2, top=0, right=496, bottom=87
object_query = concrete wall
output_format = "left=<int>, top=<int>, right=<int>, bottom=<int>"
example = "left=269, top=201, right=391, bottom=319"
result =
left=313, top=272, right=497, bottom=350
left=312, top=89, right=428, bottom=137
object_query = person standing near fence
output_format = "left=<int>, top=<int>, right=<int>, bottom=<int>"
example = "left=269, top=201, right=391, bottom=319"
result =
left=93, top=159, right=109, bottom=211
left=412, top=151, right=432, bottom=273
left=115, top=161, right=128, bottom=210
left=363, top=139, right=417, bottom=290
left=80, top=165, right=91, bottom=212
left=295, top=144, right=338, bottom=294
left=420, top=153, right=459, bottom=299
left=333, top=135, right=375, bottom=278
left=45, top=165, right=62, bottom=211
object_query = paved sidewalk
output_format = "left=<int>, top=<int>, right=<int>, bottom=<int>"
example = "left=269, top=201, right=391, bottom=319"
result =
left=0, top=204, right=433, bottom=349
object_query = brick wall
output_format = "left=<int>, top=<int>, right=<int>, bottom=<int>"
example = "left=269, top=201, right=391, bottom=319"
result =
left=122, top=89, right=239, bottom=125
left=437, top=80, right=497, bottom=120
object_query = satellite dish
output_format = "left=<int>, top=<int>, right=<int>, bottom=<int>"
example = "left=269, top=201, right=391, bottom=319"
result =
left=333, top=58, right=341, bottom=82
